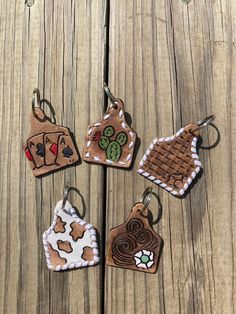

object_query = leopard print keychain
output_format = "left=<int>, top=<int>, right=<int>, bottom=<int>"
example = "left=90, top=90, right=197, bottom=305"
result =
left=106, top=187, right=163, bottom=274
left=23, top=89, right=79, bottom=176
left=82, top=84, right=137, bottom=168
left=138, top=115, right=215, bottom=197
left=43, top=184, right=100, bottom=271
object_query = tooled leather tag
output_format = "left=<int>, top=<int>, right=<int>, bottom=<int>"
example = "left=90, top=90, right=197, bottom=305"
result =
left=106, top=203, right=163, bottom=274
left=23, top=108, right=79, bottom=177
left=138, top=124, right=201, bottom=197
left=82, top=99, right=136, bottom=168
left=43, top=200, right=100, bottom=271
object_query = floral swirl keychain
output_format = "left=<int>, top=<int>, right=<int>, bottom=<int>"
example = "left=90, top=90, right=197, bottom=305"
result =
left=43, top=184, right=100, bottom=271
left=138, top=115, right=215, bottom=196
left=106, top=187, right=163, bottom=274
left=23, top=89, right=79, bottom=176
left=83, top=84, right=137, bottom=168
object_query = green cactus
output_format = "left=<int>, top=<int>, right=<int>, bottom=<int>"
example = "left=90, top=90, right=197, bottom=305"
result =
left=98, top=136, right=109, bottom=150
left=106, top=141, right=121, bottom=161
left=103, top=126, right=114, bottom=137
left=98, top=126, right=127, bottom=162
left=116, top=132, right=127, bottom=146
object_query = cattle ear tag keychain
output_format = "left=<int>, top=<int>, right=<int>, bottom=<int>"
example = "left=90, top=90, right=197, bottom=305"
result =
left=23, top=88, right=79, bottom=177
left=82, top=83, right=137, bottom=168
left=106, top=187, right=163, bottom=274
left=138, top=115, right=215, bottom=197
left=43, top=184, right=100, bottom=271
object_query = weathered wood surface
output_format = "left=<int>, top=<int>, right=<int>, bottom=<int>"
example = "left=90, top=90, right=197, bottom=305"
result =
left=0, top=0, right=235, bottom=313
left=105, top=1, right=235, bottom=314
left=0, top=1, right=107, bottom=313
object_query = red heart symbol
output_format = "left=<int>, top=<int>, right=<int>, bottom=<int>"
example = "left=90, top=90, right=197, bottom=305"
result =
left=93, top=131, right=101, bottom=142
left=50, top=143, right=58, bottom=155
left=25, top=148, right=33, bottom=161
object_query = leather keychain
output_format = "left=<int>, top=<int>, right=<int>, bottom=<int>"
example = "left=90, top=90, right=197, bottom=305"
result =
left=43, top=184, right=100, bottom=271
left=106, top=187, right=163, bottom=274
left=138, top=115, right=215, bottom=197
left=83, top=84, right=137, bottom=168
left=23, top=89, right=79, bottom=177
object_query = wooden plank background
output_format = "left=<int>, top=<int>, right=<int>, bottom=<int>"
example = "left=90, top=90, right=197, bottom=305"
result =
left=0, top=0, right=235, bottom=313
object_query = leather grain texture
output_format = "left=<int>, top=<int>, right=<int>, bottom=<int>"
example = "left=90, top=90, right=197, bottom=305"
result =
left=23, top=108, right=79, bottom=176
left=106, top=203, right=162, bottom=274
left=83, top=99, right=136, bottom=168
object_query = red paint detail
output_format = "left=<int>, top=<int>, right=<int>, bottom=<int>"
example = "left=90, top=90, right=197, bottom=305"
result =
left=50, top=143, right=58, bottom=155
left=93, top=131, right=101, bottom=142
left=25, top=149, right=33, bottom=161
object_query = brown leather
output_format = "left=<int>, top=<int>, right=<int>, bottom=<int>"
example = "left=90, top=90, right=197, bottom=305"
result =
left=82, top=99, right=136, bottom=168
left=23, top=108, right=79, bottom=177
left=106, top=203, right=162, bottom=274
left=138, top=124, right=200, bottom=196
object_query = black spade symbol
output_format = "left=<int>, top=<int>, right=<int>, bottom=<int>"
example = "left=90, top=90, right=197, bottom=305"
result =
left=36, top=143, right=45, bottom=157
left=62, top=147, right=73, bottom=158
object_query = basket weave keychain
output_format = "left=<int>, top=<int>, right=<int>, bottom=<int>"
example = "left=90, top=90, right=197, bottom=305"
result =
left=23, top=89, right=79, bottom=177
left=138, top=115, right=215, bottom=197
left=43, top=184, right=100, bottom=271
left=82, top=84, right=137, bottom=168
left=106, top=187, right=163, bottom=274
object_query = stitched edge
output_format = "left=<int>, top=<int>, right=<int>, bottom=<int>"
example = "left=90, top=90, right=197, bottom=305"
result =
left=42, top=201, right=100, bottom=271
left=137, top=128, right=202, bottom=196
left=84, top=108, right=136, bottom=166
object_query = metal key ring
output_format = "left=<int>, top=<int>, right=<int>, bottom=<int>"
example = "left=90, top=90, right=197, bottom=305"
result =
left=191, top=114, right=215, bottom=133
left=103, top=83, right=118, bottom=108
left=31, top=88, right=46, bottom=122
left=140, top=186, right=153, bottom=211
left=62, top=183, right=72, bottom=215
left=32, top=88, right=41, bottom=113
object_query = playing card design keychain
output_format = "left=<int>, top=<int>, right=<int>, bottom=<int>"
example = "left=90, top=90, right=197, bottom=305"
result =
left=43, top=184, right=100, bottom=271
left=83, top=83, right=137, bottom=168
left=23, top=89, right=79, bottom=176
left=138, top=115, right=215, bottom=197
left=106, top=187, right=163, bottom=274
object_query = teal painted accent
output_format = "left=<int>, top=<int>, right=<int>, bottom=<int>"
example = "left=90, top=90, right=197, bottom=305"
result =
left=141, top=255, right=149, bottom=263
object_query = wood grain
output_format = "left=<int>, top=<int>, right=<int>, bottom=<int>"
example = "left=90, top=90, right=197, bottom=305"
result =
left=0, top=0, right=235, bottom=313
left=0, top=1, right=107, bottom=313
left=105, top=1, right=236, bottom=314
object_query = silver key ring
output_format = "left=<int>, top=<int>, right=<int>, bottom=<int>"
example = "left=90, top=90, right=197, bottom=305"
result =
left=62, top=182, right=72, bottom=215
left=140, top=186, right=153, bottom=211
left=103, top=83, right=118, bottom=108
left=191, top=114, right=215, bottom=133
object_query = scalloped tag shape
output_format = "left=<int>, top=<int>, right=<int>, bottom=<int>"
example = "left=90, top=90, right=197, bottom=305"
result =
left=43, top=200, right=100, bottom=271
left=106, top=203, right=163, bottom=274
left=82, top=99, right=136, bottom=168
left=138, top=124, right=201, bottom=197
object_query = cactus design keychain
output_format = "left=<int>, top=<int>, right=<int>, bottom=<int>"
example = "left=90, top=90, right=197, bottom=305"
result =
left=106, top=187, right=163, bottom=274
left=23, top=89, right=79, bottom=177
left=82, top=84, right=137, bottom=168
left=43, top=184, right=100, bottom=271
left=138, top=115, right=215, bottom=197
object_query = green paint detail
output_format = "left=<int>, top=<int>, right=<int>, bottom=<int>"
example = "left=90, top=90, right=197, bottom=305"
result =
left=98, top=136, right=109, bottom=150
left=98, top=126, right=128, bottom=162
left=116, top=132, right=127, bottom=146
left=106, top=141, right=121, bottom=162
left=141, top=255, right=149, bottom=263
left=103, top=126, right=114, bottom=137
